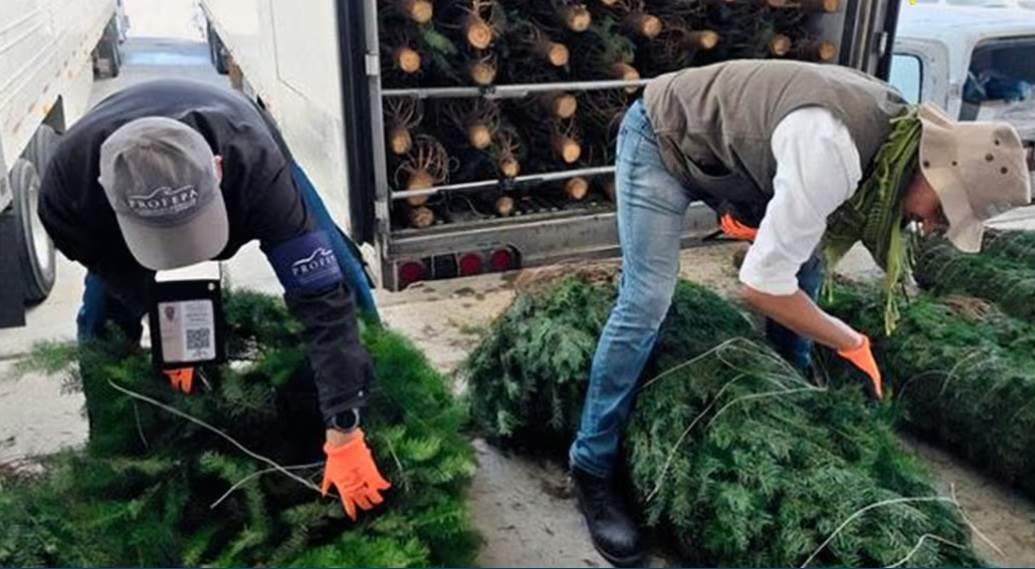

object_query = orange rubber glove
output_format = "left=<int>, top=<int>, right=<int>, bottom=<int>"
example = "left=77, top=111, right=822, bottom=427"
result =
left=321, top=429, right=391, bottom=521
left=837, top=335, right=884, bottom=400
left=720, top=213, right=759, bottom=242
left=164, top=368, right=195, bottom=394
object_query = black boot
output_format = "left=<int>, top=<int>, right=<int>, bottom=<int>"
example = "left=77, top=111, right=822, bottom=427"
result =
left=571, top=466, right=644, bottom=567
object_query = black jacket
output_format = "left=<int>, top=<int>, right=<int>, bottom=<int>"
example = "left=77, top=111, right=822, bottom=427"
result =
left=38, top=79, right=372, bottom=421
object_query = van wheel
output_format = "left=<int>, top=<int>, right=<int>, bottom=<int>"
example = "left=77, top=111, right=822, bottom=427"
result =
left=10, top=159, right=56, bottom=304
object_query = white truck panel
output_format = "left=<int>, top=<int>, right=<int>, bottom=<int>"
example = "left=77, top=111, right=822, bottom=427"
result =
left=200, top=0, right=351, bottom=233
left=0, top=0, right=113, bottom=173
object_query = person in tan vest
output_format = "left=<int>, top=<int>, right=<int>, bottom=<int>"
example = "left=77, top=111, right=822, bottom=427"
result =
left=568, top=60, right=1032, bottom=566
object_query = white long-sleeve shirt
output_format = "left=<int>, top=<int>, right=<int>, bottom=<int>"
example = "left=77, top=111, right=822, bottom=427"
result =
left=738, top=107, right=864, bottom=295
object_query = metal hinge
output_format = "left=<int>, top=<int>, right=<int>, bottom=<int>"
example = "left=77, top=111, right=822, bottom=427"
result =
left=365, top=53, right=380, bottom=77
left=876, top=31, right=890, bottom=58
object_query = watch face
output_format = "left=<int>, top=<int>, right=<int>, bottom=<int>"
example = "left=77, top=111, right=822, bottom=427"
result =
left=332, top=409, right=360, bottom=431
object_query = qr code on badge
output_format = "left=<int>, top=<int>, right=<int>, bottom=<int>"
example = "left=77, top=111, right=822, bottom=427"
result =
left=186, top=328, right=212, bottom=352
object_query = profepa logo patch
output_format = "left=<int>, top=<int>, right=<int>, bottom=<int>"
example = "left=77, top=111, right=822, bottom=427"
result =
left=292, top=247, right=337, bottom=282
left=127, top=185, right=199, bottom=218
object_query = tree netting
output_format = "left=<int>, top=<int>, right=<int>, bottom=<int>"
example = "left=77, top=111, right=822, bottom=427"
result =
left=0, top=290, right=478, bottom=568
left=465, top=276, right=982, bottom=567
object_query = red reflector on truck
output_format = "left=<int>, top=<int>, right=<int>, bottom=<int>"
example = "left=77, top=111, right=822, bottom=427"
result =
left=489, top=249, right=515, bottom=272
left=459, top=253, right=483, bottom=276
left=398, top=261, right=426, bottom=288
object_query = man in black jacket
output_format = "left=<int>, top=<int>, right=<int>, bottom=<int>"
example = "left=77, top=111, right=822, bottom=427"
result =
left=39, top=79, right=388, bottom=520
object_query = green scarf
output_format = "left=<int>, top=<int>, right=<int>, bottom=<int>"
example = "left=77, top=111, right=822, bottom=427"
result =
left=822, top=110, right=922, bottom=335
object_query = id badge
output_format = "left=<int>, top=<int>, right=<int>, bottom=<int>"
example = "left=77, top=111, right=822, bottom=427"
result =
left=149, top=262, right=227, bottom=369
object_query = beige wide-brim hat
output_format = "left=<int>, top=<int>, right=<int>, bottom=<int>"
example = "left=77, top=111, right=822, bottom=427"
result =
left=918, top=103, right=1032, bottom=253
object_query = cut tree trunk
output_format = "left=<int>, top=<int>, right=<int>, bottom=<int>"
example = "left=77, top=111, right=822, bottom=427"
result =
left=688, top=30, right=720, bottom=50
left=558, top=4, right=592, bottom=32
left=405, top=169, right=435, bottom=207
left=498, top=156, right=521, bottom=178
left=464, top=13, right=495, bottom=50
left=798, top=39, right=837, bottom=62
left=388, top=126, right=414, bottom=155
left=768, top=34, right=792, bottom=57
left=392, top=46, right=422, bottom=74
left=495, top=196, right=515, bottom=217
left=469, top=58, right=498, bottom=85
left=407, top=205, right=436, bottom=228
left=468, top=124, right=494, bottom=149
left=539, top=92, right=578, bottom=119
left=564, top=177, right=589, bottom=200
left=533, top=37, right=570, bottom=67
left=552, top=133, right=582, bottom=164
left=623, top=12, right=663, bottom=40
left=610, top=62, right=641, bottom=92
left=396, top=0, right=433, bottom=24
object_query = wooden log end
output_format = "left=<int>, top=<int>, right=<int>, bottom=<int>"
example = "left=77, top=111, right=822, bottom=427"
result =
left=769, top=35, right=792, bottom=57
left=499, top=157, right=521, bottom=178
left=407, top=169, right=435, bottom=191
left=399, top=0, right=433, bottom=24
left=561, top=5, right=592, bottom=33
left=393, top=47, right=422, bottom=74
left=495, top=196, right=515, bottom=217
left=547, top=42, right=570, bottom=67
left=817, top=40, right=837, bottom=61
left=565, top=177, right=589, bottom=201
left=468, top=125, right=493, bottom=150
left=407, top=205, right=435, bottom=228
left=542, top=93, right=578, bottom=119
left=388, top=127, right=413, bottom=155
left=690, top=30, right=720, bottom=50
left=465, top=17, right=494, bottom=50
left=554, top=136, right=582, bottom=164
left=626, top=13, right=663, bottom=40
left=469, top=61, right=497, bottom=86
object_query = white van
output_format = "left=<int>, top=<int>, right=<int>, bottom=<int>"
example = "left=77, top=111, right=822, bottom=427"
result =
left=890, top=4, right=1035, bottom=227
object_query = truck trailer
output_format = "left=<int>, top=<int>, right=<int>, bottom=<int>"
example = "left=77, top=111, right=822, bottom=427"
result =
left=199, top=0, right=903, bottom=291
left=0, top=0, right=124, bottom=327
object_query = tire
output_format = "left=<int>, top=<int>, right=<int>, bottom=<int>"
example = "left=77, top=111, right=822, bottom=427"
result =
left=10, top=159, right=56, bottom=304
left=26, top=124, right=58, bottom=174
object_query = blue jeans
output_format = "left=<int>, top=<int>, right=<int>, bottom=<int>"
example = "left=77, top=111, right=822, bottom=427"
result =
left=76, top=163, right=379, bottom=342
left=568, top=100, right=823, bottom=478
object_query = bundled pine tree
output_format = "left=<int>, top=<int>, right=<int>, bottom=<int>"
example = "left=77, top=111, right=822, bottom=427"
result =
left=980, top=229, right=1035, bottom=266
left=392, top=134, right=452, bottom=227
left=465, top=277, right=983, bottom=567
left=378, top=8, right=462, bottom=88
left=0, top=290, right=478, bottom=567
left=914, top=236, right=1035, bottom=322
left=825, top=283, right=1035, bottom=500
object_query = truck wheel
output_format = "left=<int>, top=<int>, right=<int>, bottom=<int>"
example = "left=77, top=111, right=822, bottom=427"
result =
left=9, top=159, right=56, bottom=304
left=27, top=124, right=58, bottom=174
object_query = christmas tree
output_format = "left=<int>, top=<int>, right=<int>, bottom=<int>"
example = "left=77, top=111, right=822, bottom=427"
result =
left=465, top=276, right=982, bottom=566
left=0, top=290, right=478, bottom=567
left=913, top=235, right=1035, bottom=323
left=826, top=282, right=1035, bottom=500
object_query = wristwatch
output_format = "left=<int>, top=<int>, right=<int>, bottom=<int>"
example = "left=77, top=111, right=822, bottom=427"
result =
left=327, top=408, right=361, bottom=433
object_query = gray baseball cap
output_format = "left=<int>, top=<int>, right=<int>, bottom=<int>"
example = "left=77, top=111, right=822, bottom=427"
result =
left=99, top=117, right=229, bottom=270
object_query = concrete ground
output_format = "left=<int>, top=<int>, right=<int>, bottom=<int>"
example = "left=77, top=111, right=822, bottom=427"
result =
left=2, top=1, right=1035, bottom=566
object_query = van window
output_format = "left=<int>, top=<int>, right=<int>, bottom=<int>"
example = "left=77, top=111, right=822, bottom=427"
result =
left=963, top=37, right=1035, bottom=121
left=889, top=54, right=923, bottom=104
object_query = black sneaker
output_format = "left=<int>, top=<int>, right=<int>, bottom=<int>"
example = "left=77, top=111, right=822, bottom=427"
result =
left=571, top=466, right=644, bottom=567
